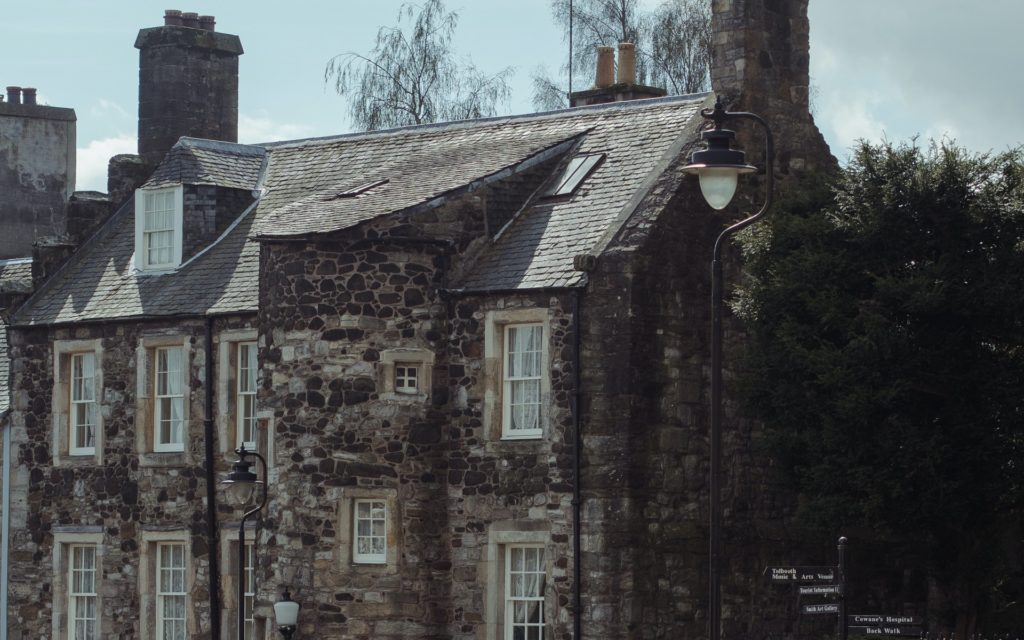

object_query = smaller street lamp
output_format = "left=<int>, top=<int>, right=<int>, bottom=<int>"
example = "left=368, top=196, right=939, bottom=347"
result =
left=682, top=96, right=775, bottom=640
left=221, top=446, right=268, bottom=640
left=273, top=590, right=300, bottom=640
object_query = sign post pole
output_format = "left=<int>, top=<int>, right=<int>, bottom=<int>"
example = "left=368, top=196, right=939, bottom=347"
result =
left=838, top=536, right=848, bottom=640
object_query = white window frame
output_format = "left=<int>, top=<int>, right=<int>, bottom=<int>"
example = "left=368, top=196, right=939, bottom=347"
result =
left=69, top=352, right=98, bottom=456
left=156, top=542, right=187, bottom=640
left=53, top=339, right=105, bottom=466
left=394, top=363, right=419, bottom=395
left=52, top=529, right=104, bottom=640
left=154, top=346, right=185, bottom=452
left=502, top=323, right=544, bottom=439
left=352, top=499, right=388, bottom=564
left=236, top=342, right=258, bottom=450
left=134, top=185, right=183, bottom=272
left=68, top=544, right=99, bottom=640
left=504, top=545, right=546, bottom=640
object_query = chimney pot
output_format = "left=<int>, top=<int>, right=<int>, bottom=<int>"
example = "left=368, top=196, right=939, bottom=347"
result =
left=22, top=87, right=37, bottom=105
left=5, top=86, right=21, bottom=105
left=181, top=12, right=199, bottom=28
left=595, top=46, right=615, bottom=89
left=164, top=9, right=183, bottom=26
left=199, top=15, right=215, bottom=31
left=616, top=42, right=636, bottom=85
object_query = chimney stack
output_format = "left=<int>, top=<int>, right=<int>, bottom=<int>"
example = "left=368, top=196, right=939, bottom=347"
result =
left=135, top=10, right=243, bottom=169
left=5, top=87, right=21, bottom=105
left=595, top=46, right=615, bottom=89
left=570, top=43, right=666, bottom=108
left=616, top=42, right=636, bottom=85
left=21, top=88, right=37, bottom=106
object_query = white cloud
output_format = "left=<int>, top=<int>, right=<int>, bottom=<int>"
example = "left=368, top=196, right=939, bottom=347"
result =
left=89, top=98, right=130, bottom=120
left=238, top=113, right=313, bottom=144
left=76, top=135, right=136, bottom=192
left=825, top=98, right=887, bottom=156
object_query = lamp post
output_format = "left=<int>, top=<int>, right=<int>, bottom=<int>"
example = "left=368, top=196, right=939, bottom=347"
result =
left=221, top=446, right=268, bottom=640
left=682, top=97, right=774, bottom=640
left=273, top=589, right=300, bottom=639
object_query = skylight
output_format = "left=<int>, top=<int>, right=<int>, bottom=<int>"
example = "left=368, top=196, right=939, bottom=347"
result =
left=545, top=154, right=605, bottom=197
left=334, top=178, right=389, bottom=198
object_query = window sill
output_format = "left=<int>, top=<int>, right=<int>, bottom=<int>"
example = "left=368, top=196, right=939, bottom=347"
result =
left=53, top=453, right=102, bottom=467
left=379, top=391, right=429, bottom=403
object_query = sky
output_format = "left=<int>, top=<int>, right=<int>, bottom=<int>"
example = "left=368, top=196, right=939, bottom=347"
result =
left=3, top=1, right=1022, bottom=192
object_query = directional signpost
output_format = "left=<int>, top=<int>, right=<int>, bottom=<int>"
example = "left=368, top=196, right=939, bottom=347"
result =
left=765, top=538, right=926, bottom=640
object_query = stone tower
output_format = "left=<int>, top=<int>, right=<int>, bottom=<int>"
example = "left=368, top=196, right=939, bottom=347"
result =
left=710, top=0, right=834, bottom=174
left=135, top=10, right=243, bottom=169
left=0, top=87, right=76, bottom=260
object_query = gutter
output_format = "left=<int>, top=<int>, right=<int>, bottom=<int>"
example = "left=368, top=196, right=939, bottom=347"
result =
left=571, top=288, right=584, bottom=639
left=0, top=405, right=9, bottom=640
left=204, top=319, right=221, bottom=639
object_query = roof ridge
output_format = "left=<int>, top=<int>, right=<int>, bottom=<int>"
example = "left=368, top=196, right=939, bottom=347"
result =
left=261, top=92, right=711, bottom=150
left=175, top=137, right=267, bottom=156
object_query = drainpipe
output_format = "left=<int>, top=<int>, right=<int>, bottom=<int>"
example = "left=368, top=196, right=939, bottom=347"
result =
left=1, top=406, right=10, bottom=640
left=204, top=317, right=222, bottom=639
left=571, top=288, right=584, bottom=639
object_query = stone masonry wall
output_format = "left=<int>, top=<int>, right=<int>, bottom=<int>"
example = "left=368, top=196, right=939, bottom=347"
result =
left=6, top=314, right=254, bottom=639
left=257, top=187, right=579, bottom=639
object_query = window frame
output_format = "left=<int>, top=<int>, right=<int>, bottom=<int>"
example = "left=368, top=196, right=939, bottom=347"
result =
left=153, top=346, right=186, bottom=453
left=504, top=545, right=546, bottom=640
left=68, top=352, right=98, bottom=457
left=394, top=363, right=419, bottom=395
left=134, top=185, right=184, bottom=273
left=243, top=540, right=255, bottom=640
left=352, top=499, right=388, bottom=565
left=52, top=339, right=104, bottom=466
left=236, top=341, right=258, bottom=450
left=484, top=526, right=551, bottom=640
left=52, top=529, right=104, bottom=640
left=68, top=544, right=99, bottom=640
left=156, top=542, right=187, bottom=640
left=501, top=323, right=544, bottom=439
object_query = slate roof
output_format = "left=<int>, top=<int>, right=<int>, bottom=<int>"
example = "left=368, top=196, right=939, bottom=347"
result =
left=0, top=258, right=33, bottom=294
left=12, top=93, right=710, bottom=326
left=144, top=138, right=265, bottom=191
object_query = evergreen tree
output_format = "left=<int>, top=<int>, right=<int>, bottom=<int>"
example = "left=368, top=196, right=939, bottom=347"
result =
left=738, top=141, right=1024, bottom=631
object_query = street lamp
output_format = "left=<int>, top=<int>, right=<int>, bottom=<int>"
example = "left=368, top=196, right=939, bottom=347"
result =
left=682, top=96, right=774, bottom=640
left=221, top=445, right=268, bottom=640
left=273, top=590, right=300, bottom=639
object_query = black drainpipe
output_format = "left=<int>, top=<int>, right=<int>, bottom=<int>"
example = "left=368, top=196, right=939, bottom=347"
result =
left=204, top=317, right=222, bottom=640
left=571, top=287, right=583, bottom=639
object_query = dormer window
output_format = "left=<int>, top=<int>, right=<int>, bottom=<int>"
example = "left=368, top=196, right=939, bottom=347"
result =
left=135, top=185, right=183, bottom=272
left=544, top=153, right=605, bottom=198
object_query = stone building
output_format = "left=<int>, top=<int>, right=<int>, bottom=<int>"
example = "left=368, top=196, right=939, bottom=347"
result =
left=2, top=1, right=833, bottom=639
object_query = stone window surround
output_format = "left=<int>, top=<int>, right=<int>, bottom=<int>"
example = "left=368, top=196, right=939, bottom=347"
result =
left=134, top=184, right=184, bottom=273
left=483, top=521, right=551, bottom=640
left=216, top=329, right=275, bottom=466
left=52, top=339, right=105, bottom=467
left=51, top=527, right=104, bottom=640
left=139, top=529, right=194, bottom=639
left=337, top=487, right=400, bottom=575
left=136, top=334, right=193, bottom=466
left=482, top=307, right=552, bottom=443
left=378, top=348, right=435, bottom=402
left=219, top=525, right=264, bottom=640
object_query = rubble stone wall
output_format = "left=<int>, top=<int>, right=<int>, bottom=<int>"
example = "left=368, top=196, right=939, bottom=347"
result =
left=5, top=314, right=254, bottom=639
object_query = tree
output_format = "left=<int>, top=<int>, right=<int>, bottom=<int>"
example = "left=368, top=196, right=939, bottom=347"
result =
left=737, top=141, right=1024, bottom=633
left=326, top=0, right=513, bottom=131
left=533, top=0, right=711, bottom=110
